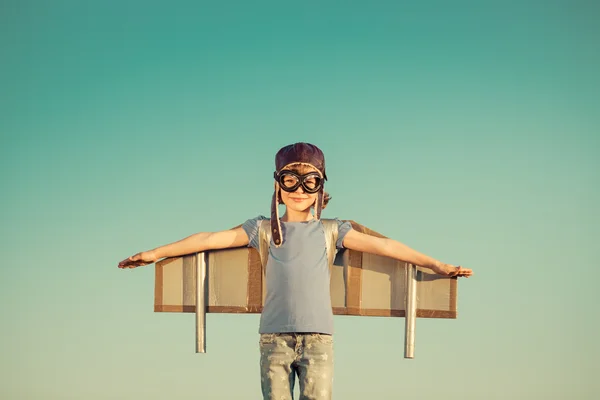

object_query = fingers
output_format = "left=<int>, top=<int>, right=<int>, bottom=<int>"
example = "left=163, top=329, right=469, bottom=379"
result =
left=118, top=260, right=135, bottom=269
left=118, top=254, right=143, bottom=269
left=455, top=266, right=473, bottom=277
left=447, top=265, right=473, bottom=278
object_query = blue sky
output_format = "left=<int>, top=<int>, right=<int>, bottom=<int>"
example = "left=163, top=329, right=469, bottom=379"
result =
left=1, top=1, right=598, bottom=399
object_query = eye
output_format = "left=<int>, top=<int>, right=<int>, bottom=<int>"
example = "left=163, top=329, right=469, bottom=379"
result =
left=304, top=178, right=317, bottom=189
left=281, top=174, right=299, bottom=187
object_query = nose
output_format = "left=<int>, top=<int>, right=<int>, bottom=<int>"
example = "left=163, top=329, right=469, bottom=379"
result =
left=294, top=185, right=305, bottom=194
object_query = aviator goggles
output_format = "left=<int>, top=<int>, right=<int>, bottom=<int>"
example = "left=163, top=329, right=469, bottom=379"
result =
left=275, top=170, right=323, bottom=194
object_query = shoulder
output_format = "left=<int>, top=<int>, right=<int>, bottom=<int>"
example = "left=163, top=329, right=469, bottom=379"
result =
left=244, top=215, right=268, bottom=224
left=322, top=218, right=353, bottom=248
left=241, top=215, right=268, bottom=235
left=241, top=215, right=268, bottom=248
left=322, top=218, right=352, bottom=230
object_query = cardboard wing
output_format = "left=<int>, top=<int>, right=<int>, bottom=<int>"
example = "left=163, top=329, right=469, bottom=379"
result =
left=154, top=221, right=457, bottom=318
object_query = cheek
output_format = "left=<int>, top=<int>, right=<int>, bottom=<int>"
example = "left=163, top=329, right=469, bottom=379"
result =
left=278, top=190, right=288, bottom=203
left=278, top=191, right=290, bottom=204
left=306, top=196, right=318, bottom=207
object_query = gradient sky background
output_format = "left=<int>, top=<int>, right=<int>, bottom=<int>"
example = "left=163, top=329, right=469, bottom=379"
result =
left=1, top=1, right=598, bottom=399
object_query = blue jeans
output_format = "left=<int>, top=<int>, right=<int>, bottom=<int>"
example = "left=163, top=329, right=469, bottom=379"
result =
left=259, top=333, right=334, bottom=400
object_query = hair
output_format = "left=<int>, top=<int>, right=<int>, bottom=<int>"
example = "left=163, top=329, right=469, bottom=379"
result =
left=276, top=162, right=331, bottom=209
left=282, top=163, right=320, bottom=175
left=321, top=192, right=331, bottom=209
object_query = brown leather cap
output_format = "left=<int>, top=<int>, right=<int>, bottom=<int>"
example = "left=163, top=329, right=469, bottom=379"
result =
left=275, top=142, right=327, bottom=179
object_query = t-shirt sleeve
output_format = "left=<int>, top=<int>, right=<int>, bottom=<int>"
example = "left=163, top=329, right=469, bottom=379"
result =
left=241, top=215, right=268, bottom=249
left=335, top=218, right=353, bottom=249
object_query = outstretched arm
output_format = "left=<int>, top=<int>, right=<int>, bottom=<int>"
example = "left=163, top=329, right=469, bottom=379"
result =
left=118, top=226, right=250, bottom=269
left=342, top=229, right=472, bottom=277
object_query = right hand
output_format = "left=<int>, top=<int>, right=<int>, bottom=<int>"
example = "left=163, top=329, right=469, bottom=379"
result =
left=431, top=261, right=473, bottom=278
left=118, top=251, right=158, bottom=269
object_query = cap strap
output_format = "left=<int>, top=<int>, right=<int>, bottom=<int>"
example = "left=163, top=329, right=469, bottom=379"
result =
left=270, top=182, right=283, bottom=247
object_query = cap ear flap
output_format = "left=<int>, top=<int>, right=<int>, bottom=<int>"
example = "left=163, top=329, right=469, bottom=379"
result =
left=270, top=182, right=283, bottom=247
left=315, top=189, right=323, bottom=220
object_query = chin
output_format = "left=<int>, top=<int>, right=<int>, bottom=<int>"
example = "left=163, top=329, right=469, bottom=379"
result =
left=288, top=204, right=312, bottom=213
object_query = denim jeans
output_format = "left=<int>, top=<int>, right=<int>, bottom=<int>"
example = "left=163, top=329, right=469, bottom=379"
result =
left=259, top=333, right=334, bottom=400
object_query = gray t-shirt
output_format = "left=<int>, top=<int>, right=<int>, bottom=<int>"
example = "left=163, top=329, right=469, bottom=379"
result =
left=242, top=216, right=352, bottom=335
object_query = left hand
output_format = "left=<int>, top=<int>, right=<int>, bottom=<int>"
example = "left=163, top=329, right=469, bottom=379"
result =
left=118, top=250, right=158, bottom=269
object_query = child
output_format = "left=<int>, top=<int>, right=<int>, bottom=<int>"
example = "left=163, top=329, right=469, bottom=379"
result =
left=118, top=142, right=473, bottom=400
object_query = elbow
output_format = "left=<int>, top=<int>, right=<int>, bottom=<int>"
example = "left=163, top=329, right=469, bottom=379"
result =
left=380, top=238, right=396, bottom=259
left=203, top=232, right=220, bottom=251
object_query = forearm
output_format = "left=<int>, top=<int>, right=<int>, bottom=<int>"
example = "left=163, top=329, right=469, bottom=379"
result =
left=151, top=232, right=212, bottom=260
left=384, top=239, right=446, bottom=274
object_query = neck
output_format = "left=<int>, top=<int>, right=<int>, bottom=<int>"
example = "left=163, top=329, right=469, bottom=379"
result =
left=281, top=209, right=314, bottom=222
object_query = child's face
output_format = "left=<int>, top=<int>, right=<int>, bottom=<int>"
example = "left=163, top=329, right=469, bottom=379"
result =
left=279, top=164, right=320, bottom=212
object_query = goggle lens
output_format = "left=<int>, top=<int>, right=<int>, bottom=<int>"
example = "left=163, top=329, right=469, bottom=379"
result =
left=281, top=174, right=299, bottom=189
